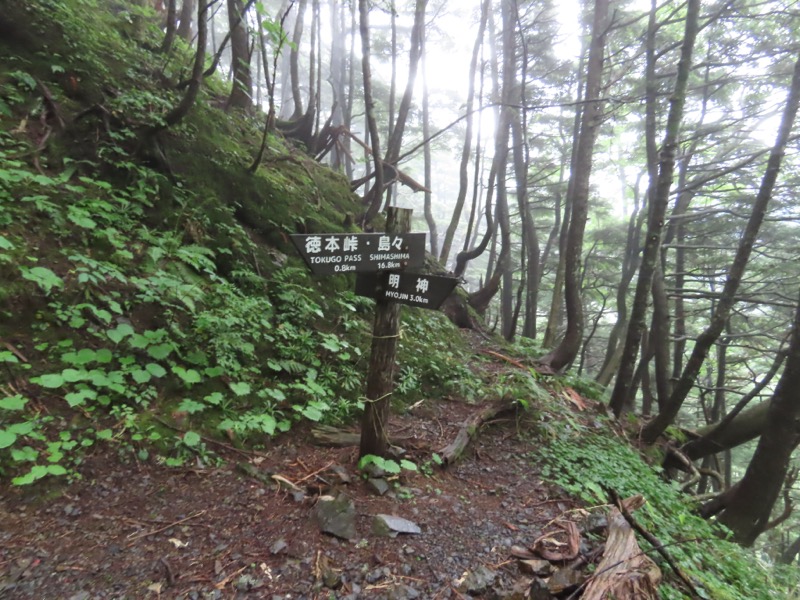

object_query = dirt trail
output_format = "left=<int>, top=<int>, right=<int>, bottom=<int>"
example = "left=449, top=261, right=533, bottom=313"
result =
left=1, top=399, right=582, bottom=599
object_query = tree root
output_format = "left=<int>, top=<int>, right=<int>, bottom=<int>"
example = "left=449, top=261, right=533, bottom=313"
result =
left=437, top=397, right=518, bottom=467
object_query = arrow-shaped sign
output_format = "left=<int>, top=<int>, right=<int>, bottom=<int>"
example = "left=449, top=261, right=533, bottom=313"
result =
left=355, top=271, right=459, bottom=310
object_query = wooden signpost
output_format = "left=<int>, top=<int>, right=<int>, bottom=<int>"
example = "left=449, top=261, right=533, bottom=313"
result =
left=354, top=271, right=459, bottom=310
left=290, top=208, right=459, bottom=457
left=290, top=232, right=426, bottom=275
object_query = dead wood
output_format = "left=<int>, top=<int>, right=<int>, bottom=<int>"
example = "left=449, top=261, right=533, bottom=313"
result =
left=311, top=425, right=361, bottom=447
left=438, top=397, right=518, bottom=467
left=532, top=520, right=581, bottom=562
left=612, top=490, right=700, bottom=597
left=481, top=349, right=528, bottom=370
left=581, top=496, right=661, bottom=600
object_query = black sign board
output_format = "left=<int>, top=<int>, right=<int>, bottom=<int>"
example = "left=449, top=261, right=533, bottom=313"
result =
left=355, top=271, right=459, bottom=310
left=291, top=233, right=426, bottom=275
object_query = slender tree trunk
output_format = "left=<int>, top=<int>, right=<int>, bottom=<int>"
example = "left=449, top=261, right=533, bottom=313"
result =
left=289, top=0, right=307, bottom=118
left=358, top=0, right=384, bottom=226
left=780, top=534, right=800, bottom=565
left=328, top=0, right=346, bottom=172
left=642, top=51, right=800, bottom=443
left=439, top=0, right=490, bottom=267
left=421, top=47, right=438, bottom=256
left=542, top=143, right=570, bottom=349
left=510, top=63, right=539, bottom=339
left=383, top=0, right=426, bottom=166
left=595, top=179, right=645, bottom=386
left=609, top=0, right=700, bottom=415
left=538, top=0, right=610, bottom=371
left=160, top=0, right=177, bottom=54
left=226, top=0, right=253, bottom=112
left=158, top=0, right=207, bottom=130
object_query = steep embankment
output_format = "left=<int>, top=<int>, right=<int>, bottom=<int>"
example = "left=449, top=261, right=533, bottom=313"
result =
left=0, top=0, right=379, bottom=480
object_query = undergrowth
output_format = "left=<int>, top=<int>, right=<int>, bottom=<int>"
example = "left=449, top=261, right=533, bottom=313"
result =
left=539, top=431, right=798, bottom=599
left=0, top=0, right=381, bottom=483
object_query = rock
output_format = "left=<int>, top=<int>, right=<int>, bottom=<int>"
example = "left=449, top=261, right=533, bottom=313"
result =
left=528, top=577, right=554, bottom=600
left=235, top=574, right=264, bottom=591
left=498, top=579, right=534, bottom=600
left=371, top=514, right=422, bottom=537
left=518, top=559, right=553, bottom=577
left=322, top=568, right=341, bottom=589
left=313, top=495, right=357, bottom=540
left=368, top=478, right=391, bottom=496
left=329, top=465, right=352, bottom=484
left=366, top=567, right=387, bottom=584
left=457, top=565, right=498, bottom=594
left=270, top=538, right=288, bottom=555
left=582, top=512, right=608, bottom=535
left=387, top=583, right=421, bottom=599
left=546, top=565, right=584, bottom=594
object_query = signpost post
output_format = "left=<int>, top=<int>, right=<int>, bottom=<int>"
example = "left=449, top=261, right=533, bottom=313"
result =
left=289, top=208, right=459, bottom=458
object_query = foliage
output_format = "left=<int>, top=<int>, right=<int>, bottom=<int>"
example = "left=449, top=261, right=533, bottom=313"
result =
left=396, top=311, right=484, bottom=403
left=538, top=431, right=797, bottom=599
left=0, top=0, right=368, bottom=484
left=358, top=454, right=417, bottom=475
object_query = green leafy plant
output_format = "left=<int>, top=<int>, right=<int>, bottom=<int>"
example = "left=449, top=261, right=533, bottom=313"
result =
left=538, top=432, right=793, bottom=599
left=358, top=454, right=418, bottom=475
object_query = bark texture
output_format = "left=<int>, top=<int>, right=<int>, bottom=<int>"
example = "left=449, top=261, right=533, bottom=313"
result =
left=359, top=208, right=410, bottom=458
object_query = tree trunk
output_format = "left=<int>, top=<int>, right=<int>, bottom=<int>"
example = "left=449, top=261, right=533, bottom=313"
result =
left=157, top=0, right=207, bottom=130
left=289, top=0, right=307, bottom=119
left=538, top=0, right=610, bottom=371
left=177, top=0, right=194, bottom=41
left=511, top=77, right=539, bottom=339
left=676, top=345, right=788, bottom=463
left=716, top=289, right=800, bottom=545
left=642, top=51, right=800, bottom=443
left=226, top=0, right=252, bottom=112
left=421, top=47, right=438, bottom=256
left=610, top=0, right=700, bottom=416
left=780, top=533, right=800, bottom=565
left=358, top=0, right=384, bottom=226
left=160, top=0, right=177, bottom=54
left=438, top=0, right=489, bottom=267
left=382, top=0, right=427, bottom=170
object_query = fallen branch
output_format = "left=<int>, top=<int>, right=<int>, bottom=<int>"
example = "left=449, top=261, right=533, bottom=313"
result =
left=126, top=510, right=206, bottom=544
left=438, top=397, right=518, bottom=466
left=480, top=349, right=528, bottom=370
left=310, top=425, right=360, bottom=447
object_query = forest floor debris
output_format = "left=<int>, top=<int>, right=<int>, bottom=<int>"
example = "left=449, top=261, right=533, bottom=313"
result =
left=1, top=396, right=660, bottom=599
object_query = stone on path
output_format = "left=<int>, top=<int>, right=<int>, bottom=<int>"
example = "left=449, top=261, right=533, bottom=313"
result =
left=371, top=514, right=422, bottom=537
left=312, top=494, right=357, bottom=540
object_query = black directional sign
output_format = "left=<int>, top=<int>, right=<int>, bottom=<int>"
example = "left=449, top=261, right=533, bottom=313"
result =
left=355, top=271, right=459, bottom=310
left=291, top=233, right=426, bottom=275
